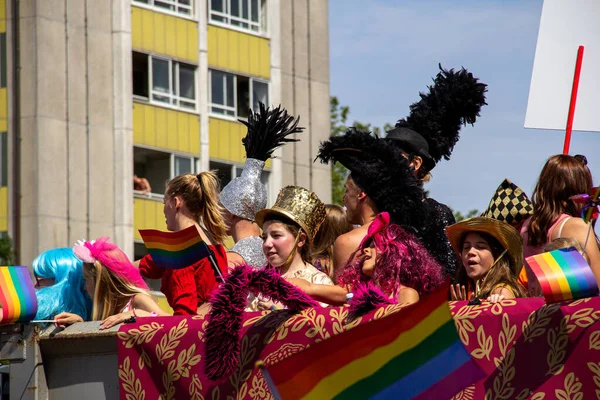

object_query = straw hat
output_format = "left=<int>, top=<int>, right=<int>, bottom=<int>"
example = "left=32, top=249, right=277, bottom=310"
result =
left=445, top=217, right=523, bottom=276
left=255, top=186, right=326, bottom=242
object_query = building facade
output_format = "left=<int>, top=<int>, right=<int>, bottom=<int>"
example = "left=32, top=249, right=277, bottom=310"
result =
left=0, top=0, right=331, bottom=265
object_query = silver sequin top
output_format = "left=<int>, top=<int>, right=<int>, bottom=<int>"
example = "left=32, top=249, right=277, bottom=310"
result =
left=229, top=236, right=267, bottom=269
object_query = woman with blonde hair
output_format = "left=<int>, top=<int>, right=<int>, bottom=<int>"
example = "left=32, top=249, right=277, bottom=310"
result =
left=138, top=172, right=229, bottom=315
left=74, top=237, right=168, bottom=329
left=520, top=154, right=600, bottom=294
left=311, top=204, right=353, bottom=279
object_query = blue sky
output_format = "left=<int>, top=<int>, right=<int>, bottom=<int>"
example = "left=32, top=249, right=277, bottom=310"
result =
left=329, top=0, right=600, bottom=216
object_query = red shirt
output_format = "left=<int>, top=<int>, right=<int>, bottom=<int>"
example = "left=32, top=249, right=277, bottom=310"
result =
left=139, top=244, right=228, bottom=315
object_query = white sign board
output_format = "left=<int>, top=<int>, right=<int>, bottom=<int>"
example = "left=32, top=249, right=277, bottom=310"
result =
left=525, top=0, right=600, bottom=132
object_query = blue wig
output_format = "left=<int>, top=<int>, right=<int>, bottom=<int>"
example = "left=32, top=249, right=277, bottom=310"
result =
left=34, top=248, right=92, bottom=321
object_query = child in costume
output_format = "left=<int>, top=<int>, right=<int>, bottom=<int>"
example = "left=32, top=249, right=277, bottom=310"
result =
left=386, top=65, right=488, bottom=280
left=34, top=248, right=92, bottom=328
left=220, top=103, right=303, bottom=269
left=446, top=217, right=526, bottom=303
left=336, top=212, right=444, bottom=305
left=137, top=172, right=229, bottom=315
left=74, top=237, right=168, bottom=329
left=251, top=186, right=333, bottom=311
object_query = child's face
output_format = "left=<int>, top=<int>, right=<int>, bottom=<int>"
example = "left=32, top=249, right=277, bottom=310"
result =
left=360, top=246, right=378, bottom=278
left=461, top=232, right=495, bottom=280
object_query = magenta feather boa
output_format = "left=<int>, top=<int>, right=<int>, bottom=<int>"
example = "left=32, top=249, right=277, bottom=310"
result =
left=204, top=264, right=318, bottom=382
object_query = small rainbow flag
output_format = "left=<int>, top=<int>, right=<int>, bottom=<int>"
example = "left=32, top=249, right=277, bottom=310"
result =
left=525, top=247, right=598, bottom=303
left=139, top=226, right=211, bottom=270
left=0, top=266, right=38, bottom=325
left=267, top=283, right=483, bottom=400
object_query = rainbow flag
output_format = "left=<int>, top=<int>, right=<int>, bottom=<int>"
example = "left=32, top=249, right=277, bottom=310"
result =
left=525, top=247, right=598, bottom=303
left=268, top=284, right=483, bottom=400
left=139, top=226, right=211, bottom=270
left=0, top=266, right=38, bottom=325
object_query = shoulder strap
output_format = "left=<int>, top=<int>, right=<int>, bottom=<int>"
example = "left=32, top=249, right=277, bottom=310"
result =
left=556, top=217, right=572, bottom=239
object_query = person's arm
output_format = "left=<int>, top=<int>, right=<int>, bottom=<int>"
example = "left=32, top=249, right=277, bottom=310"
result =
left=54, top=312, right=84, bottom=328
left=226, top=252, right=245, bottom=271
left=487, top=286, right=515, bottom=303
left=333, top=233, right=359, bottom=271
left=561, top=218, right=600, bottom=287
left=137, top=254, right=164, bottom=280
left=99, top=294, right=169, bottom=330
left=397, top=286, right=419, bottom=305
left=287, top=278, right=348, bottom=306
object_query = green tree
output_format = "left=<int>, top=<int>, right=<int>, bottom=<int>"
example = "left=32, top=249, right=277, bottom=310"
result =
left=453, top=209, right=480, bottom=222
left=329, top=96, right=393, bottom=205
left=0, top=234, right=15, bottom=265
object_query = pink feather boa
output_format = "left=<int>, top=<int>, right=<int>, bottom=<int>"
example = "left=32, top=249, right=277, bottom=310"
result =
left=204, top=264, right=318, bottom=382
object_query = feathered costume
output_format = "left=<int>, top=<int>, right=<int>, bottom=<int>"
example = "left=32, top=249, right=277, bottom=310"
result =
left=220, top=103, right=303, bottom=268
left=386, top=65, right=488, bottom=279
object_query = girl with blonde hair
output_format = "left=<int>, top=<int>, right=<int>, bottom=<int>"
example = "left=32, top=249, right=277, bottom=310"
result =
left=138, top=172, right=229, bottom=315
left=74, top=237, right=168, bottom=329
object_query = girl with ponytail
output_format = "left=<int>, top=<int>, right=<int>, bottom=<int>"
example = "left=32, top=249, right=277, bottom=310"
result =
left=138, top=172, right=229, bottom=315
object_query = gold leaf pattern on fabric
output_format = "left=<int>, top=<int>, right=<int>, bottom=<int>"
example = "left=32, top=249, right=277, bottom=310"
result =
left=488, top=348, right=515, bottom=400
left=555, top=372, right=583, bottom=400
left=189, top=374, right=204, bottom=400
left=490, top=299, right=517, bottom=315
left=568, top=298, right=591, bottom=307
left=471, top=325, right=493, bottom=360
left=547, top=317, right=569, bottom=377
left=586, top=362, right=600, bottom=395
left=451, top=385, right=475, bottom=400
left=454, top=304, right=488, bottom=346
left=118, top=322, right=165, bottom=348
left=263, top=343, right=307, bottom=365
left=590, top=331, right=600, bottom=351
left=249, top=375, right=273, bottom=400
left=522, top=303, right=561, bottom=343
left=118, top=357, right=146, bottom=400
left=157, top=319, right=188, bottom=364
left=138, top=348, right=152, bottom=371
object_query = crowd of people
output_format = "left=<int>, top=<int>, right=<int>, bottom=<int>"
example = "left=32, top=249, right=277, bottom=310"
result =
left=31, top=66, right=599, bottom=332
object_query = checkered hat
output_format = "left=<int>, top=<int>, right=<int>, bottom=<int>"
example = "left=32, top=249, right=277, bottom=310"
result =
left=481, top=179, right=534, bottom=227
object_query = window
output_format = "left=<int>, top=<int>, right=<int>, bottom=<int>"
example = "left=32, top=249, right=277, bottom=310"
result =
left=0, top=132, right=7, bottom=186
left=132, top=0, right=193, bottom=18
left=209, top=70, right=269, bottom=118
left=132, top=52, right=197, bottom=111
left=209, top=0, right=266, bottom=34
left=134, top=147, right=200, bottom=197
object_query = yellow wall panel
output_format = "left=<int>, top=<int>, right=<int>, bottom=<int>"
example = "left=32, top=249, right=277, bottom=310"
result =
left=0, top=89, right=7, bottom=120
left=0, top=21, right=5, bottom=33
left=208, top=25, right=270, bottom=79
left=131, top=7, right=143, bottom=49
left=0, top=0, right=5, bottom=21
left=176, top=19, right=188, bottom=60
left=0, top=186, right=7, bottom=232
left=134, top=198, right=167, bottom=241
left=187, top=23, right=198, bottom=62
left=189, top=116, right=200, bottom=153
left=177, top=112, right=189, bottom=153
left=143, top=105, right=157, bottom=147
left=209, top=117, right=246, bottom=164
left=155, top=108, right=168, bottom=148
left=167, top=111, right=178, bottom=150
left=132, top=6, right=198, bottom=63
left=153, top=13, right=166, bottom=55
left=133, top=103, right=199, bottom=154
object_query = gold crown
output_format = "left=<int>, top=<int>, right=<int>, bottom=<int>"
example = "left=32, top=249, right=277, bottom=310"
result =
left=255, top=186, right=326, bottom=241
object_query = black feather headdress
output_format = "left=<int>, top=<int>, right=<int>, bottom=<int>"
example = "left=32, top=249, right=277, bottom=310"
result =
left=317, top=128, right=425, bottom=235
left=394, top=64, right=487, bottom=166
left=239, top=103, right=304, bottom=161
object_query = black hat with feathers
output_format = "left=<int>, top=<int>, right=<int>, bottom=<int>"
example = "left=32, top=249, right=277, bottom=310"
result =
left=388, top=64, right=487, bottom=170
left=317, top=128, right=425, bottom=235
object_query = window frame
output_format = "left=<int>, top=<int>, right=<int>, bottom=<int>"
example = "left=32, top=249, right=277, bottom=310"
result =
left=134, top=52, right=198, bottom=112
left=132, top=0, right=195, bottom=20
left=208, top=0, right=267, bottom=36
left=208, top=69, right=269, bottom=120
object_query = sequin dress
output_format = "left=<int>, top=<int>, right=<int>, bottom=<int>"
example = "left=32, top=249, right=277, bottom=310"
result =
left=419, top=198, right=460, bottom=281
left=229, top=236, right=267, bottom=269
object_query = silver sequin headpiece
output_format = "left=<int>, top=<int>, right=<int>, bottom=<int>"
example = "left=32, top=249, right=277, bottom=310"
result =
left=220, top=158, right=266, bottom=222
